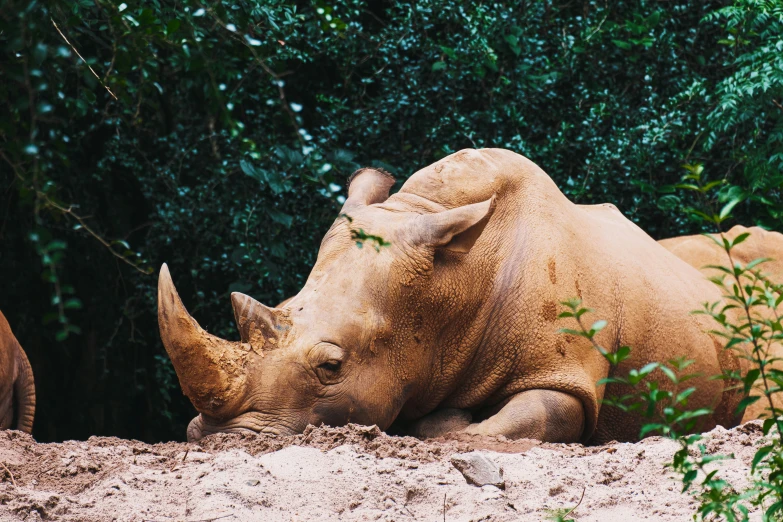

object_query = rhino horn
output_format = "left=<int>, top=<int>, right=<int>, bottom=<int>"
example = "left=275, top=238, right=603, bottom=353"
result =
left=345, top=167, right=396, bottom=207
left=157, top=264, right=247, bottom=416
left=230, top=292, right=280, bottom=350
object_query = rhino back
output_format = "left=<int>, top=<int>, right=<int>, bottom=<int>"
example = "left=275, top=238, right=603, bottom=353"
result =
left=660, top=225, right=783, bottom=282
left=388, top=149, right=738, bottom=442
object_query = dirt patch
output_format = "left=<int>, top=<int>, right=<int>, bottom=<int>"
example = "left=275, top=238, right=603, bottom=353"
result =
left=0, top=422, right=769, bottom=521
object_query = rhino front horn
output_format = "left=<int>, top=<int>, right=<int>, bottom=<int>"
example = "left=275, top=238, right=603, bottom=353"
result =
left=157, top=264, right=247, bottom=417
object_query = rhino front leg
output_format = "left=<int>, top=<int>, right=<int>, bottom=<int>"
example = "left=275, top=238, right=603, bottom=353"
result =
left=463, top=389, right=584, bottom=443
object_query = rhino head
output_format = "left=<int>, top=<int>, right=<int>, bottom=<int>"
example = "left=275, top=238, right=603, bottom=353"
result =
left=158, top=167, right=495, bottom=441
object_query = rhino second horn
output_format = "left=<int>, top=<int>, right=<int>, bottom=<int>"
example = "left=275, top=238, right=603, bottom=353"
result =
left=230, top=292, right=277, bottom=350
left=157, top=264, right=247, bottom=416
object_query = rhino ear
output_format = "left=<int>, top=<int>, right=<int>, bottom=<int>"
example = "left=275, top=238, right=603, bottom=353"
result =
left=415, top=196, right=496, bottom=254
left=345, top=168, right=396, bottom=208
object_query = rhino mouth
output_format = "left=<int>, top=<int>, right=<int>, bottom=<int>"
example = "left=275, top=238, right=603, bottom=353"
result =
left=187, top=412, right=299, bottom=441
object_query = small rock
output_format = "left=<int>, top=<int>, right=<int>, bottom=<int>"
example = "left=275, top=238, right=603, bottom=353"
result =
left=450, top=451, right=505, bottom=489
left=25, top=511, right=43, bottom=522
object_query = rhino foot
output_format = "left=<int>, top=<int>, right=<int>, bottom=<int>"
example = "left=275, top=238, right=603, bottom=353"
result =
left=408, top=408, right=473, bottom=439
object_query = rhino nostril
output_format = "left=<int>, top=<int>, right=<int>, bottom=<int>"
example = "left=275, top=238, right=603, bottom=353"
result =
left=318, top=360, right=342, bottom=373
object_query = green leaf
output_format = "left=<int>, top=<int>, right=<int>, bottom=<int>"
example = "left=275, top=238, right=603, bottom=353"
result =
left=265, top=170, right=290, bottom=195
left=659, top=365, right=677, bottom=383
left=682, top=469, right=697, bottom=485
left=167, top=19, right=181, bottom=34
left=240, top=159, right=263, bottom=181
left=639, top=423, right=666, bottom=437
left=606, top=345, right=631, bottom=365
left=656, top=195, right=680, bottom=211
left=639, top=362, right=659, bottom=376
left=719, top=197, right=743, bottom=220
left=63, top=298, right=82, bottom=310
left=752, top=444, right=774, bottom=473
left=612, top=39, right=632, bottom=50
left=439, top=45, right=457, bottom=59
left=730, top=232, right=750, bottom=247
left=267, top=208, right=293, bottom=228
left=557, top=328, right=588, bottom=337
left=736, top=395, right=760, bottom=414
left=746, top=257, right=771, bottom=270
left=591, top=319, right=607, bottom=333
left=432, top=61, right=447, bottom=72
left=675, top=388, right=695, bottom=404
left=766, top=501, right=783, bottom=518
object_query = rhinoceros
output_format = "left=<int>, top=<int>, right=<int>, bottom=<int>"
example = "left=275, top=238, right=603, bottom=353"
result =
left=158, top=148, right=746, bottom=444
left=0, top=311, right=35, bottom=433
left=659, top=225, right=783, bottom=284
left=660, top=224, right=783, bottom=423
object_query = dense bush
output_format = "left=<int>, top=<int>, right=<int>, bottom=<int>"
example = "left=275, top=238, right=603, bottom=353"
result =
left=1, top=0, right=781, bottom=442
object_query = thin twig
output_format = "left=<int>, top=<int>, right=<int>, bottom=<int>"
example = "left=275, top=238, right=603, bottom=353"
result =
left=143, top=514, right=234, bottom=522
left=561, top=487, right=586, bottom=519
left=1, top=149, right=148, bottom=274
left=1, top=463, right=17, bottom=487
left=51, top=18, right=118, bottom=100
left=443, top=493, right=446, bottom=522
left=171, top=449, right=189, bottom=472
left=43, top=195, right=148, bottom=274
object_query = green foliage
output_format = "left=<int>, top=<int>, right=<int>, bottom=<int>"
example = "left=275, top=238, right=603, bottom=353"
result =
left=0, top=0, right=781, bottom=441
left=339, top=214, right=391, bottom=252
left=559, top=155, right=783, bottom=519
left=702, top=0, right=783, bottom=230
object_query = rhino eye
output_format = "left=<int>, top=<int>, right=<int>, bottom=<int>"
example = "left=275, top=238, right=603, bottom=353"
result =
left=310, top=342, right=345, bottom=384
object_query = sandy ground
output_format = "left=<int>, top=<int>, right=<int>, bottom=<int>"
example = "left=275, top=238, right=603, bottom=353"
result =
left=0, top=421, right=768, bottom=522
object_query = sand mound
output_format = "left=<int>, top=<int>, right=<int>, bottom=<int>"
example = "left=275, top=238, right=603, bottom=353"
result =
left=0, top=422, right=767, bottom=521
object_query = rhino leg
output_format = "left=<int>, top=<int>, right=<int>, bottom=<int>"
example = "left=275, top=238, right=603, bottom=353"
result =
left=408, top=408, right=473, bottom=438
left=462, top=389, right=584, bottom=443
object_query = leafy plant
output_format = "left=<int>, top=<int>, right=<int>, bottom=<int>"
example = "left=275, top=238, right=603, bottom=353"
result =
left=546, top=487, right=585, bottom=522
left=339, top=214, right=391, bottom=252
left=559, top=165, right=783, bottom=519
